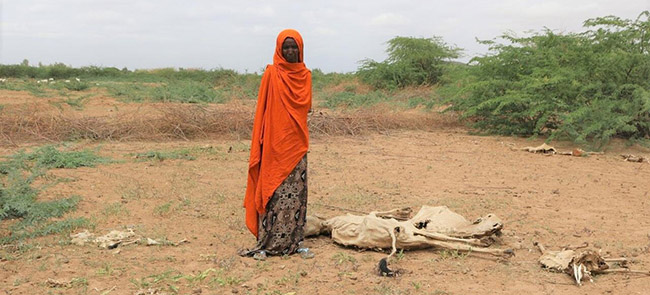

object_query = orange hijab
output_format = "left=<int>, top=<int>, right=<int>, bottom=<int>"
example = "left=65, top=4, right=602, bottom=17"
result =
left=244, top=29, right=312, bottom=237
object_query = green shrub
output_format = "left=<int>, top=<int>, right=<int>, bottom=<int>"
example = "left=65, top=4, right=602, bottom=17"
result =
left=357, top=36, right=461, bottom=89
left=64, top=81, right=90, bottom=91
left=29, top=145, right=111, bottom=169
left=451, top=11, right=650, bottom=147
left=320, top=91, right=390, bottom=108
left=0, top=145, right=109, bottom=243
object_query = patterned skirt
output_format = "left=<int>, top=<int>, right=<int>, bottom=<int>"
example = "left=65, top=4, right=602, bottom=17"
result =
left=240, top=155, right=308, bottom=256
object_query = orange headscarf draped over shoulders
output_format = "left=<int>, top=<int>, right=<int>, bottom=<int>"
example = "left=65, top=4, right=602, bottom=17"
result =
left=244, top=29, right=312, bottom=237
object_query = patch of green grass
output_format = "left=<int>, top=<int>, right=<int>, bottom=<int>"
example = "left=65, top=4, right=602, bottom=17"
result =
left=30, top=145, right=112, bottom=169
left=0, top=145, right=107, bottom=244
left=117, top=182, right=146, bottom=201
left=130, top=269, right=179, bottom=289
left=153, top=202, right=173, bottom=216
left=105, top=80, right=225, bottom=103
left=96, top=262, right=117, bottom=276
left=320, top=90, right=390, bottom=109
left=102, top=202, right=129, bottom=217
left=63, top=81, right=90, bottom=91
left=63, top=94, right=93, bottom=110
left=133, top=149, right=196, bottom=162
left=438, top=249, right=470, bottom=260
left=1, top=217, right=91, bottom=244
left=332, top=252, right=357, bottom=265
left=176, top=268, right=216, bottom=286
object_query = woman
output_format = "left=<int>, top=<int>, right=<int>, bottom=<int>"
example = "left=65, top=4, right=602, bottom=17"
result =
left=240, top=29, right=312, bottom=260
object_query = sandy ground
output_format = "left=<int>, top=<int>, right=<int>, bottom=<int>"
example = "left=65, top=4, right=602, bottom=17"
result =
left=1, top=89, right=650, bottom=295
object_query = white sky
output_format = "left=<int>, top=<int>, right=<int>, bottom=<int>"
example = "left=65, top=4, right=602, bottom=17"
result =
left=1, top=0, right=649, bottom=73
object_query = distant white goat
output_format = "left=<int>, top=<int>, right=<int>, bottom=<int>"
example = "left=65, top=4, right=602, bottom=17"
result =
left=65, top=80, right=71, bottom=83
left=75, top=78, right=81, bottom=82
left=0, top=78, right=6, bottom=83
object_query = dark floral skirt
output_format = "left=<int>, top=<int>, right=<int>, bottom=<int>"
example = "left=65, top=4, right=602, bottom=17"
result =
left=240, top=155, right=308, bottom=257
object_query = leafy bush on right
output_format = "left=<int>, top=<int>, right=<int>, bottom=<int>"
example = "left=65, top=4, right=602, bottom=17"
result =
left=451, top=11, right=650, bottom=147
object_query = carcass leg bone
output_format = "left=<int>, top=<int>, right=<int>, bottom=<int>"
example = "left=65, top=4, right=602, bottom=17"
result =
left=413, top=228, right=487, bottom=247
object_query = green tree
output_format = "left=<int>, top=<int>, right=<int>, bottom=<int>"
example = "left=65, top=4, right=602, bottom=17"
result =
left=451, top=11, right=650, bottom=147
left=357, top=36, right=461, bottom=89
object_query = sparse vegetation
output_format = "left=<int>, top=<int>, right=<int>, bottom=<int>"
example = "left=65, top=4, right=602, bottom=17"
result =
left=0, top=145, right=110, bottom=243
left=0, top=10, right=649, bottom=295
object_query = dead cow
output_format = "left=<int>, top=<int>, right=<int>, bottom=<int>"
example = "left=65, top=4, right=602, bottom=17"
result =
left=534, top=241, right=650, bottom=286
left=306, top=206, right=514, bottom=275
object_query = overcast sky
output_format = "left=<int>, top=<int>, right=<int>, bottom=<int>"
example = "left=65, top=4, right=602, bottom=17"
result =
left=1, top=0, right=649, bottom=73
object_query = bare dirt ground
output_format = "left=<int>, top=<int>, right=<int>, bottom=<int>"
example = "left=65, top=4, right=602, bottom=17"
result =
left=1, top=89, right=650, bottom=295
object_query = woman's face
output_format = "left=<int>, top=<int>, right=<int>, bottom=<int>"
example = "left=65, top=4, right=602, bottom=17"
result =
left=282, top=37, right=300, bottom=63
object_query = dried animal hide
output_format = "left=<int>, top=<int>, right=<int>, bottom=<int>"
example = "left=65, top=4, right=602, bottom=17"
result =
left=306, top=206, right=512, bottom=257
left=521, top=143, right=557, bottom=154
left=534, top=242, right=650, bottom=286
left=621, top=154, right=649, bottom=163
left=519, top=143, right=603, bottom=157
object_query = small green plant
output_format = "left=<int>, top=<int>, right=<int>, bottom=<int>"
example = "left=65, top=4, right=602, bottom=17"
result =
left=411, top=281, right=422, bottom=291
left=102, top=202, right=129, bottom=217
left=332, top=252, right=357, bottom=265
left=154, top=202, right=173, bottom=216
left=274, top=270, right=301, bottom=287
left=438, top=249, right=470, bottom=260
left=63, top=94, right=93, bottom=110
left=133, top=149, right=196, bottom=162
left=176, top=268, right=216, bottom=285
left=395, top=249, right=405, bottom=261
left=32, top=145, right=111, bottom=169
left=63, top=81, right=90, bottom=91
left=118, top=182, right=146, bottom=201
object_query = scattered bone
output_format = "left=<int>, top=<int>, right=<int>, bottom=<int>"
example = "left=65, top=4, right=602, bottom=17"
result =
left=621, top=154, right=648, bottom=163
left=520, top=144, right=603, bottom=157
left=70, top=230, right=95, bottom=246
left=521, top=143, right=556, bottom=154
left=70, top=228, right=187, bottom=249
left=534, top=241, right=650, bottom=286
left=146, top=238, right=161, bottom=246
left=94, top=228, right=138, bottom=249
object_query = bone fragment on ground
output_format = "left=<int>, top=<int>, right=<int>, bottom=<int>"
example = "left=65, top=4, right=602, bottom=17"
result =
left=521, top=143, right=556, bottom=154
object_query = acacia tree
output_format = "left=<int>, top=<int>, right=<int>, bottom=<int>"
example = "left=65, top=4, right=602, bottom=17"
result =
left=357, top=36, right=461, bottom=89
left=452, top=11, right=650, bottom=147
